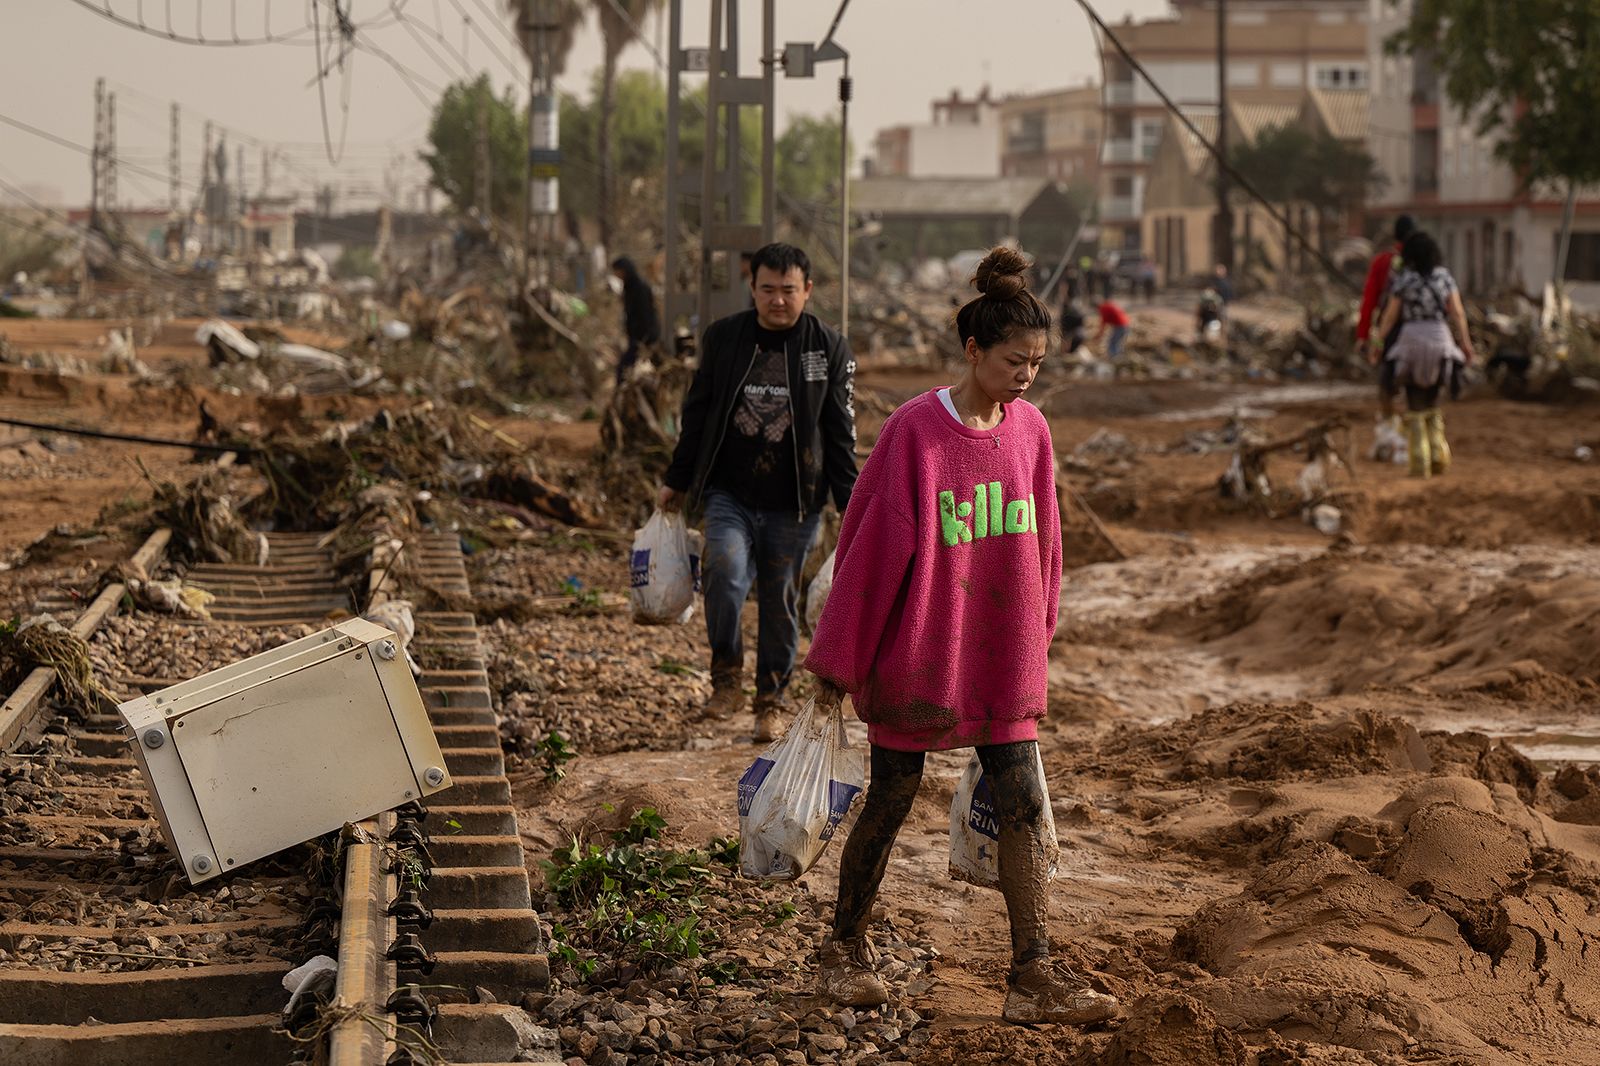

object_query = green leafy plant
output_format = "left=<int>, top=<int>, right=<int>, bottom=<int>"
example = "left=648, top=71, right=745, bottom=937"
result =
left=534, top=731, right=578, bottom=783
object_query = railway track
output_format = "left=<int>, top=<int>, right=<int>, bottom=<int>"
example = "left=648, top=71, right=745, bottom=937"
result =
left=0, top=529, right=555, bottom=1065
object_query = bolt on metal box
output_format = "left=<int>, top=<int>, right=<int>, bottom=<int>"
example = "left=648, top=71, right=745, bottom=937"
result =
left=117, top=618, right=452, bottom=884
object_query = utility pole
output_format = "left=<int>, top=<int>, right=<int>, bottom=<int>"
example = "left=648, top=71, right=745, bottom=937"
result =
left=105, top=87, right=118, bottom=221
left=1214, top=0, right=1233, bottom=276
left=90, top=79, right=104, bottom=230
left=201, top=121, right=213, bottom=250
left=261, top=148, right=270, bottom=201
left=169, top=102, right=181, bottom=215
left=524, top=0, right=561, bottom=299
left=237, top=143, right=247, bottom=253
left=475, top=88, right=491, bottom=219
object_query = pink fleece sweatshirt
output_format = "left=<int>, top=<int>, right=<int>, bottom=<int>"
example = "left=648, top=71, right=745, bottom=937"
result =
left=805, top=389, right=1061, bottom=752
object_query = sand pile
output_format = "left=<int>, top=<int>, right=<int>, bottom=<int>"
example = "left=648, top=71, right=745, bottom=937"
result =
left=1090, top=703, right=1431, bottom=782
left=1155, top=549, right=1600, bottom=702
left=1167, top=785, right=1600, bottom=1063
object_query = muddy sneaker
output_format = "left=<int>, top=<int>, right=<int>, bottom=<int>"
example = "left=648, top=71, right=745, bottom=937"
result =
left=816, top=936, right=889, bottom=1008
left=1002, top=959, right=1118, bottom=1026
left=702, top=682, right=746, bottom=722
left=752, top=694, right=786, bottom=743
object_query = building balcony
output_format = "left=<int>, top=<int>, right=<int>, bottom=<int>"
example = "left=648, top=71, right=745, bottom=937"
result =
left=1103, top=139, right=1137, bottom=164
left=1102, top=195, right=1138, bottom=221
left=1101, top=140, right=1157, bottom=164
left=1106, top=81, right=1135, bottom=106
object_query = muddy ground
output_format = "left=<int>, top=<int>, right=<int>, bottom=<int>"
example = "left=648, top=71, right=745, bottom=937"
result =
left=3, top=315, right=1600, bottom=1064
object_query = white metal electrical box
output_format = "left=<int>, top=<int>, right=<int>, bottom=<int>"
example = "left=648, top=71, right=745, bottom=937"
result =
left=117, top=618, right=452, bottom=884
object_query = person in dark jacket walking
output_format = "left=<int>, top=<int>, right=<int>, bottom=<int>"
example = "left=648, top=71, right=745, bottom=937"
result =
left=612, top=256, right=661, bottom=384
left=659, top=243, right=859, bottom=742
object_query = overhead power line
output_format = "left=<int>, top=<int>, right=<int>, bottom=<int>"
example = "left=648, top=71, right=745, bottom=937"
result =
left=65, top=0, right=318, bottom=45
left=0, top=110, right=201, bottom=195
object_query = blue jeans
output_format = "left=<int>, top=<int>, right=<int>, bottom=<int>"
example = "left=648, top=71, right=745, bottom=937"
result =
left=1107, top=325, right=1129, bottom=359
left=702, top=489, right=821, bottom=697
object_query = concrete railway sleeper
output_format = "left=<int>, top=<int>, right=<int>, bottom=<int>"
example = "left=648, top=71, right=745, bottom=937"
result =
left=0, top=530, right=554, bottom=1065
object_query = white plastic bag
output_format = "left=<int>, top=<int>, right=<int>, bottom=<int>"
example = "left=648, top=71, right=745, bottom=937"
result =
left=803, top=550, right=836, bottom=635
left=948, top=748, right=1060, bottom=889
left=738, top=697, right=865, bottom=880
left=1369, top=417, right=1408, bottom=465
left=629, top=510, right=701, bottom=624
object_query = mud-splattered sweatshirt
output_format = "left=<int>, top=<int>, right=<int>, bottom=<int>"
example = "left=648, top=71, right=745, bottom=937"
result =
left=805, top=389, right=1061, bottom=752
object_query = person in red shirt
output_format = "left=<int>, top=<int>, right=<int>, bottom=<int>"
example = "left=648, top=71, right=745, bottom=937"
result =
left=1095, top=298, right=1131, bottom=359
left=1358, top=215, right=1416, bottom=423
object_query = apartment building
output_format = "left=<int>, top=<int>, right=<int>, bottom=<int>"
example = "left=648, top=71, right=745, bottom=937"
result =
left=869, top=89, right=1002, bottom=180
left=1098, top=0, right=1368, bottom=251
left=997, top=83, right=1101, bottom=187
left=1368, top=0, right=1600, bottom=304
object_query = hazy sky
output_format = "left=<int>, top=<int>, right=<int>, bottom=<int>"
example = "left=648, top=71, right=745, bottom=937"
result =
left=3, top=0, right=1170, bottom=209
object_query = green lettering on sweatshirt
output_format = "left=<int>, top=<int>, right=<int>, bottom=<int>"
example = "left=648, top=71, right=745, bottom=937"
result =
left=938, top=482, right=1035, bottom=547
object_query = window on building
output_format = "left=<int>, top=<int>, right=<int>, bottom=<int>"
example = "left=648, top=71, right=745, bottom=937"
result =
left=1316, top=11, right=1347, bottom=24
left=1228, top=64, right=1260, bottom=88
left=1313, top=64, right=1369, bottom=91
left=1270, top=63, right=1303, bottom=88
left=1112, top=175, right=1133, bottom=197
left=1561, top=233, right=1600, bottom=283
left=1230, top=10, right=1267, bottom=24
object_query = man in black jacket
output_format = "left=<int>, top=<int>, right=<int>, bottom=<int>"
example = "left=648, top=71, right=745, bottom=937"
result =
left=611, top=256, right=661, bottom=384
left=659, top=243, right=858, bottom=741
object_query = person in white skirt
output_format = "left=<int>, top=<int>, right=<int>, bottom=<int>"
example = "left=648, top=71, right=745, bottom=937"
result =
left=1367, top=230, right=1477, bottom=478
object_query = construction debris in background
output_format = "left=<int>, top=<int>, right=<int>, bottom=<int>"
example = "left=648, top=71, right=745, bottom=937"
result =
left=1219, top=416, right=1357, bottom=535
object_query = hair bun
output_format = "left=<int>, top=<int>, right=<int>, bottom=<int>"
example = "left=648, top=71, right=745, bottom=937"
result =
left=973, top=246, right=1031, bottom=300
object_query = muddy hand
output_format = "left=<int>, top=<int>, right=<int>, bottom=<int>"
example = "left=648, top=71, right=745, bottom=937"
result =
left=814, top=679, right=846, bottom=713
left=657, top=485, right=682, bottom=512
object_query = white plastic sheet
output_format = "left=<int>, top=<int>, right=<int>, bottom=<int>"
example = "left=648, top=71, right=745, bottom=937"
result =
left=948, top=748, right=1059, bottom=890
left=738, top=697, right=864, bottom=880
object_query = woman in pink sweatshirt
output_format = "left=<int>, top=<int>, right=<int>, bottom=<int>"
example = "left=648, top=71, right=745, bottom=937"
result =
left=805, top=247, right=1118, bottom=1026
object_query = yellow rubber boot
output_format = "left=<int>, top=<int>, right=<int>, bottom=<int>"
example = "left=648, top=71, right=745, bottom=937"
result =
left=1425, top=408, right=1451, bottom=475
left=1405, top=412, right=1431, bottom=479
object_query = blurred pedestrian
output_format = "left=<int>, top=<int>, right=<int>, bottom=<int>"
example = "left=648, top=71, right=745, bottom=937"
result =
left=610, top=256, right=661, bottom=384
left=1095, top=297, right=1131, bottom=360
left=1358, top=215, right=1417, bottom=431
left=1137, top=260, right=1157, bottom=302
left=1367, top=231, right=1475, bottom=478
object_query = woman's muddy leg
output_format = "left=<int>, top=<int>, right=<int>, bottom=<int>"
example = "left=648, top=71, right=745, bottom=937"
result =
left=832, top=746, right=925, bottom=941
left=977, top=741, right=1051, bottom=966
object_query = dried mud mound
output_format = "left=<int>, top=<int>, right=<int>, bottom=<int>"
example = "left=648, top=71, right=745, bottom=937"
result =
left=1155, top=549, right=1600, bottom=701
left=1169, top=814, right=1600, bottom=1063
left=1092, top=703, right=1430, bottom=782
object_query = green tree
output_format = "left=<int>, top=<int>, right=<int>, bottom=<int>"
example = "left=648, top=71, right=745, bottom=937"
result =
left=1230, top=123, right=1382, bottom=267
left=1388, top=0, right=1600, bottom=283
left=559, top=69, right=668, bottom=224
left=777, top=114, right=845, bottom=207
left=595, top=0, right=665, bottom=250
left=421, top=74, right=528, bottom=220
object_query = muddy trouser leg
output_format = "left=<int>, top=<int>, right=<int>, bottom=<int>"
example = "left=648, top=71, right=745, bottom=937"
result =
left=833, top=746, right=925, bottom=941
left=701, top=490, right=756, bottom=685
left=976, top=740, right=1052, bottom=970
left=752, top=508, right=821, bottom=697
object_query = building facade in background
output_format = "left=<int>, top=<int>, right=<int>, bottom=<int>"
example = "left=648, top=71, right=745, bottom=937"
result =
left=997, top=83, right=1101, bottom=187
left=1367, top=0, right=1600, bottom=304
left=1098, top=0, right=1368, bottom=252
left=869, top=89, right=1002, bottom=179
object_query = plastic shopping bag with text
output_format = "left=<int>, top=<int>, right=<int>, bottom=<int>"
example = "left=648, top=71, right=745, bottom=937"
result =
left=738, top=697, right=864, bottom=880
left=629, top=509, right=701, bottom=625
left=948, top=747, right=1059, bottom=889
